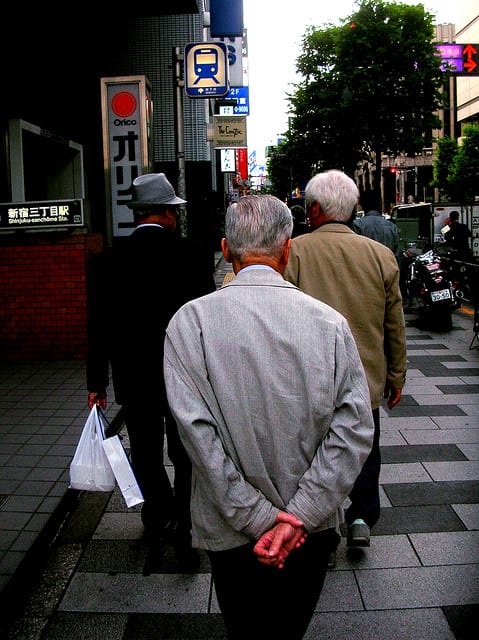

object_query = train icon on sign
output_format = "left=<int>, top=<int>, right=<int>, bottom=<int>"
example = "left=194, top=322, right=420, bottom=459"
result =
left=193, top=47, right=220, bottom=84
left=184, top=42, right=229, bottom=97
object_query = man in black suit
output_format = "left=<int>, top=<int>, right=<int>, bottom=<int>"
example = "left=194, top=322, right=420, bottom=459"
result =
left=87, top=173, right=216, bottom=569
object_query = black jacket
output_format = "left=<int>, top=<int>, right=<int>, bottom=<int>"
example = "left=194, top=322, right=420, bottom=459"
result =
left=87, top=225, right=216, bottom=406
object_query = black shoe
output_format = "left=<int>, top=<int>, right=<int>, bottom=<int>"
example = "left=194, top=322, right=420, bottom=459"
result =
left=142, top=515, right=179, bottom=544
left=327, top=550, right=337, bottom=570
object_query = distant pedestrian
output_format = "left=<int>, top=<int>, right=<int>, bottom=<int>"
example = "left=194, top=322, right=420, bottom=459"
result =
left=87, top=173, right=215, bottom=570
left=354, top=190, right=401, bottom=263
left=444, top=210, right=472, bottom=260
left=290, top=204, right=310, bottom=237
left=284, top=170, right=407, bottom=564
left=164, top=194, right=374, bottom=639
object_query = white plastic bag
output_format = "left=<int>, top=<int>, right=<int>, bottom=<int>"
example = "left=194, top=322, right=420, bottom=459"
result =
left=69, top=405, right=115, bottom=492
left=102, top=435, right=144, bottom=508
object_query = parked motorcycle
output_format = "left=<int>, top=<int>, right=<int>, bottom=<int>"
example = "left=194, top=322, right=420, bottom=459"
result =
left=439, top=251, right=476, bottom=305
left=401, top=246, right=461, bottom=330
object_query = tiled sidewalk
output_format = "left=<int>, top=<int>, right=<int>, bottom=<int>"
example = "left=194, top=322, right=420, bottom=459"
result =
left=1, top=257, right=478, bottom=639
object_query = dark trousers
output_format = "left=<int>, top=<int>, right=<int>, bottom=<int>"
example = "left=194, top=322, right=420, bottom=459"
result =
left=207, top=528, right=339, bottom=640
left=346, top=406, right=381, bottom=528
left=123, top=402, right=192, bottom=535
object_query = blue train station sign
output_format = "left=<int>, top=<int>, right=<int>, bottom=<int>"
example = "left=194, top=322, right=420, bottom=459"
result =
left=185, top=42, right=229, bottom=97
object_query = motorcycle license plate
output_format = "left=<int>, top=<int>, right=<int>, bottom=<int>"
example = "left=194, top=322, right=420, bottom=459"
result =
left=431, top=289, right=451, bottom=302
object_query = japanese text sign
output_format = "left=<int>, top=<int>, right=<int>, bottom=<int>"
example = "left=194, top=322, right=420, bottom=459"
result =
left=0, top=199, right=83, bottom=230
left=435, top=43, right=478, bottom=74
left=101, top=76, right=153, bottom=239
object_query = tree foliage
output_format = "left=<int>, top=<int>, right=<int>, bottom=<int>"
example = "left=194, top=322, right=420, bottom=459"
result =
left=434, top=125, right=479, bottom=203
left=269, top=0, right=445, bottom=200
left=432, top=136, right=459, bottom=200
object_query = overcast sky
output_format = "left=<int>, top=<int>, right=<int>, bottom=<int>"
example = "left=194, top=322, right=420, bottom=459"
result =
left=242, top=0, right=474, bottom=171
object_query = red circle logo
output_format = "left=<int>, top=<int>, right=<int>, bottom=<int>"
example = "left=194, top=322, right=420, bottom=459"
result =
left=111, top=91, right=137, bottom=117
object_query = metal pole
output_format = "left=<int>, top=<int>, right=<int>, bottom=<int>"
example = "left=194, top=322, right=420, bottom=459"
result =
left=174, top=46, right=187, bottom=236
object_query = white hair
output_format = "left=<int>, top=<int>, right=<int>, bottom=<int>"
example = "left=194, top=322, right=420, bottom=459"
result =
left=225, top=195, right=293, bottom=261
left=305, top=170, right=359, bottom=222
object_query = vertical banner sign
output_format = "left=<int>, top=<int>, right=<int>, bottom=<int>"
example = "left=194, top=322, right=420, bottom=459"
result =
left=220, top=149, right=235, bottom=172
left=235, top=148, right=248, bottom=181
left=472, top=208, right=479, bottom=258
left=101, top=76, right=153, bottom=240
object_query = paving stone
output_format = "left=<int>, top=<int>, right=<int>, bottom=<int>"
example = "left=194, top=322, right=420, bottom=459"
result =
left=305, top=609, right=455, bottom=640
left=380, top=463, right=433, bottom=483
left=333, top=534, right=419, bottom=570
left=77, top=540, right=148, bottom=574
left=437, top=383, right=479, bottom=394
left=39, top=612, right=129, bottom=640
left=124, top=612, right=228, bottom=639
left=383, top=481, right=479, bottom=506
left=457, top=443, right=479, bottom=459
left=407, top=355, right=467, bottom=364
left=357, top=565, right=479, bottom=609
left=424, top=460, right=479, bottom=481
left=316, top=570, right=363, bottom=612
left=392, top=405, right=467, bottom=417
left=407, top=343, right=449, bottom=350
left=433, top=416, right=479, bottom=428
left=374, top=505, right=466, bottom=534
left=380, top=444, right=467, bottom=463
left=409, top=531, right=479, bottom=565
left=451, top=503, right=479, bottom=529
left=59, top=572, right=213, bottom=613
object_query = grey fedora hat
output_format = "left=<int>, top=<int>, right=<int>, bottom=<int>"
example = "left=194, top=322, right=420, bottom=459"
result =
left=127, top=173, right=187, bottom=209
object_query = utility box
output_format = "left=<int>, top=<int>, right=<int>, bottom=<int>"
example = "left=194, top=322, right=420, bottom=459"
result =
left=391, top=203, right=434, bottom=250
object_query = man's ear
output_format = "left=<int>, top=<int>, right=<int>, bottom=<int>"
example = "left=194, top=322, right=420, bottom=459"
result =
left=308, top=201, right=319, bottom=221
left=165, top=208, right=178, bottom=228
left=278, top=238, right=291, bottom=273
left=221, top=237, right=232, bottom=263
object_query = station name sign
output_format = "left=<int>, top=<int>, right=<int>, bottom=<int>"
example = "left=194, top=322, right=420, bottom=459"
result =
left=0, top=199, right=83, bottom=230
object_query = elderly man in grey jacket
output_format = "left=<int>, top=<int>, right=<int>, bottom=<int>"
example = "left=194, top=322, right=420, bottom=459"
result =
left=164, top=194, right=374, bottom=640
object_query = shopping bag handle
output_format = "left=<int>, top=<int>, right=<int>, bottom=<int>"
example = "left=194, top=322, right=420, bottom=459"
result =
left=98, top=406, right=125, bottom=439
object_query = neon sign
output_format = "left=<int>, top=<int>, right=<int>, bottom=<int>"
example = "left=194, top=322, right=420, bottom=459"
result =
left=435, top=43, right=478, bottom=75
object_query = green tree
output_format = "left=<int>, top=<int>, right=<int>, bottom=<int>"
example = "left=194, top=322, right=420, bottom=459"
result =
left=449, top=124, right=479, bottom=204
left=275, top=0, right=445, bottom=204
left=266, top=141, right=293, bottom=200
left=266, top=135, right=317, bottom=200
left=432, top=136, right=459, bottom=201
left=432, top=125, right=479, bottom=203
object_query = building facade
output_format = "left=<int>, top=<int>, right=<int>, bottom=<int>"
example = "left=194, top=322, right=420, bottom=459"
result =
left=0, top=3, right=238, bottom=360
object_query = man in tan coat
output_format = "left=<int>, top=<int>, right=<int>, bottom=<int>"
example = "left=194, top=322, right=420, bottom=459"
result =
left=284, top=170, right=407, bottom=562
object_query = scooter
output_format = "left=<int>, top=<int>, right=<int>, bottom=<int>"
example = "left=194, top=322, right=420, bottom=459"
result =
left=402, top=247, right=461, bottom=330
